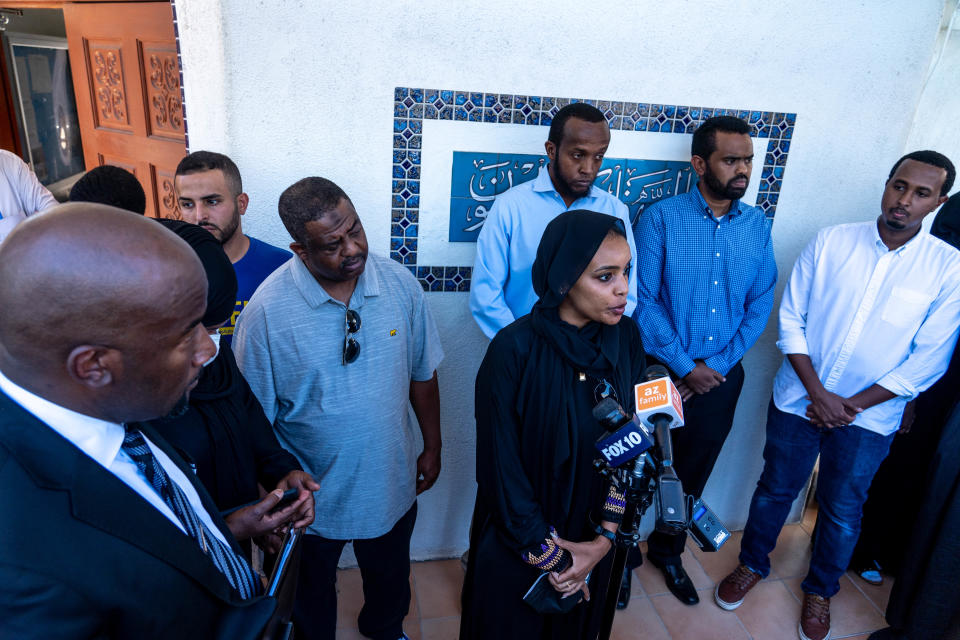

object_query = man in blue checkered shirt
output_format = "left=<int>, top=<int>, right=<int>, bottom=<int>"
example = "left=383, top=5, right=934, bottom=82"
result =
left=621, top=116, right=777, bottom=607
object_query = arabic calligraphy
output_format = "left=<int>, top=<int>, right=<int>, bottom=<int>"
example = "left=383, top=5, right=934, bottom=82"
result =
left=449, top=152, right=695, bottom=242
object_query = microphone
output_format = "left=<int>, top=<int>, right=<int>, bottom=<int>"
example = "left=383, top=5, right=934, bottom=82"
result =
left=633, top=364, right=685, bottom=431
left=639, top=365, right=688, bottom=534
left=592, top=398, right=655, bottom=467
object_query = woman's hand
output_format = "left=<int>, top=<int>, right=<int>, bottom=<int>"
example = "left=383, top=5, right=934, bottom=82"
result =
left=549, top=533, right=612, bottom=599
left=548, top=571, right=590, bottom=601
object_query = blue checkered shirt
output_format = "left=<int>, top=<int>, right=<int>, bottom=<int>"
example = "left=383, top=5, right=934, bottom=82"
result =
left=633, top=187, right=777, bottom=377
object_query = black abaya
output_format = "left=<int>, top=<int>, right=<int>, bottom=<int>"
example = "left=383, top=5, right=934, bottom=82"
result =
left=882, top=400, right=960, bottom=639
left=460, top=315, right=645, bottom=640
left=147, top=342, right=302, bottom=512
left=460, top=210, right=645, bottom=640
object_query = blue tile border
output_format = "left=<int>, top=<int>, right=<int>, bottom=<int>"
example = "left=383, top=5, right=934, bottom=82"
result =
left=391, top=86, right=797, bottom=292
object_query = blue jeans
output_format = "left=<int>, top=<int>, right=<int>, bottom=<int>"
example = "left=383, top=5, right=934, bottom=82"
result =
left=739, top=402, right=894, bottom=598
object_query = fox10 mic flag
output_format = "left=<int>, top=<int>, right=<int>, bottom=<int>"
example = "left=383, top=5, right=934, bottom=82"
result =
left=634, top=376, right=685, bottom=429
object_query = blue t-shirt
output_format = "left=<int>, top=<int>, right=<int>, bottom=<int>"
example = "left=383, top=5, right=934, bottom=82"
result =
left=222, top=235, right=291, bottom=345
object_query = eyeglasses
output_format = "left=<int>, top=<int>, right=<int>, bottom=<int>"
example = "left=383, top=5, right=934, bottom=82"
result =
left=593, top=378, right=619, bottom=405
left=342, top=308, right=361, bottom=365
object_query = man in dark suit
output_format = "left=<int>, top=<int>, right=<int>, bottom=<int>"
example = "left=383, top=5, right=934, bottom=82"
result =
left=0, top=203, right=275, bottom=638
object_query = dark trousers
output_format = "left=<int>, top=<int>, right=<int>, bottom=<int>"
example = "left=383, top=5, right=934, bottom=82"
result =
left=293, top=502, right=417, bottom=640
left=630, top=360, right=745, bottom=568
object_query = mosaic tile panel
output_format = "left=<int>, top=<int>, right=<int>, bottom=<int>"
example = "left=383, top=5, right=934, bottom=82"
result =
left=449, top=152, right=694, bottom=242
left=391, top=86, right=797, bottom=291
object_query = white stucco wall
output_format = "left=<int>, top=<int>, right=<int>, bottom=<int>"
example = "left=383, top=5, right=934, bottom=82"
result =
left=176, top=0, right=946, bottom=561
left=908, top=13, right=960, bottom=194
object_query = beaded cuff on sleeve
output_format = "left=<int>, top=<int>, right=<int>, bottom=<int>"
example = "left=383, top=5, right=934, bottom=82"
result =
left=601, top=485, right=626, bottom=525
left=521, top=526, right=572, bottom=572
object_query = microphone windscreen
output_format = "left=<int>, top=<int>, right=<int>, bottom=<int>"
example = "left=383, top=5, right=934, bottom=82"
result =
left=592, top=396, right=624, bottom=423
left=644, top=364, right=670, bottom=381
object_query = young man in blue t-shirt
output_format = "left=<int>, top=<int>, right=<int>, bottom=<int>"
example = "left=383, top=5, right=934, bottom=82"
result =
left=176, top=151, right=291, bottom=345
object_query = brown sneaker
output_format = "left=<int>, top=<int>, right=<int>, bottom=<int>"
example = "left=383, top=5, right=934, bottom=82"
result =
left=714, top=564, right=761, bottom=610
left=799, top=593, right=831, bottom=640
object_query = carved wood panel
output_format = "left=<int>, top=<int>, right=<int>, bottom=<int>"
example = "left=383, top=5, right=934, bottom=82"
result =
left=97, top=153, right=138, bottom=177
left=140, top=41, right=184, bottom=141
left=85, top=39, right=131, bottom=132
left=153, top=165, right=180, bottom=219
left=65, top=2, right=185, bottom=221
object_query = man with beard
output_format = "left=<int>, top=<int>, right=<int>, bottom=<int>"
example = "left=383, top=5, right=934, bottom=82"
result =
left=176, top=151, right=292, bottom=345
left=626, top=116, right=776, bottom=607
left=233, top=177, right=443, bottom=640
left=470, top=102, right=637, bottom=338
left=716, top=151, right=960, bottom=640
left=0, top=203, right=272, bottom=638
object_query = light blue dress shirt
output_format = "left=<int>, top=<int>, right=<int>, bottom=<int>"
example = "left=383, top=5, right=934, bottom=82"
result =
left=634, top=187, right=777, bottom=377
left=774, top=221, right=960, bottom=435
left=469, top=166, right=638, bottom=339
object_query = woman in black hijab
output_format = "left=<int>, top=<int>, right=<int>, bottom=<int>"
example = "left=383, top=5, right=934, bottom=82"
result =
left=460, top=210, right=645, bottom=640
left=147, top=219, right=319, bottom=547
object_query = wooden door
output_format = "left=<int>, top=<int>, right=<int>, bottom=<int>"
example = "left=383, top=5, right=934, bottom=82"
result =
left=64, top=1, right=184, bottom=218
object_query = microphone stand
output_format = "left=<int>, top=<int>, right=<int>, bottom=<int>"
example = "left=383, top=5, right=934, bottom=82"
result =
left=594, top=452, right=656, bottom=640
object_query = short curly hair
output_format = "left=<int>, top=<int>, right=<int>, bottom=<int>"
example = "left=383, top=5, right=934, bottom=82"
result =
left=278, top=177, right=351, bottom=244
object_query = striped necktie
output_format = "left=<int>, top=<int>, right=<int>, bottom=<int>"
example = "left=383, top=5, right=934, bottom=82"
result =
left=121, top=427, right=261, bottom=599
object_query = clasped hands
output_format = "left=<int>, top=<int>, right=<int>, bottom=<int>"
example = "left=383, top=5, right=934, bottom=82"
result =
left=546, top=530, right=613, bottom=601
left=675, top=360, right=725, bottom=401
left=224, top=470, right=320, bottom=553
left=804, top=388, right=862, bottom=429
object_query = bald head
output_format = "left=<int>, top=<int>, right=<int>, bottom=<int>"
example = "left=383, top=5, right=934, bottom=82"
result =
left=0, top=203, right=216, bottom=423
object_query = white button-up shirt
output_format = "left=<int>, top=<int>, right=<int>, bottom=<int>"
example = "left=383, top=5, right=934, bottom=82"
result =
left=0, top=150, right=57, bottom=244
left=0, top=369, right=228, bottom=544
left=774, top=221, right=960, bottom=435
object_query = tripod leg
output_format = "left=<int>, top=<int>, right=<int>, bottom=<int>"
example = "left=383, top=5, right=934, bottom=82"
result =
left=597, top=544, right=629, bottom=640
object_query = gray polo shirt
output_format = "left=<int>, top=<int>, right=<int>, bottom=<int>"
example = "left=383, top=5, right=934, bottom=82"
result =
left=233, top=253, right=443, bottom=539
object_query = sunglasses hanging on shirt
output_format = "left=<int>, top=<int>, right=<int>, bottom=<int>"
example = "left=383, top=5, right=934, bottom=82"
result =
left=342, top=308, right=361, bottom=365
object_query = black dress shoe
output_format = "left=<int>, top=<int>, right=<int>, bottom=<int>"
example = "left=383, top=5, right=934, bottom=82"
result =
left=616, top=570, right=631, bottom=609
left=651, top=559, right=699, bottom=605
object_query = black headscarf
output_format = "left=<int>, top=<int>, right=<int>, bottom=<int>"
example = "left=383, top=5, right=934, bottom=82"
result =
left=931, top=192, right=960, bottom=251
left=154, top=219, right=237, bottom=327
left=529, top=210, right=626, bottom=376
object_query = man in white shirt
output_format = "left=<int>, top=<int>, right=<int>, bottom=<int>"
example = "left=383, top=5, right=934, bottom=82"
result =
left=0, top=203, right=272, bottom=638
left=0, top=149, right=57, bottom=244
left=469, top=103, right=637, bottom=338
left=715, top=151, right=960, bottom=640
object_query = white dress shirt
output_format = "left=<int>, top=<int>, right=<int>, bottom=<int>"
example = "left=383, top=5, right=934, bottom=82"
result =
left=0, top=149, right=57, bottom=244
left=774, top=221, right=960, bottom=435
left=469, top=166, right=638, bottom=339
left=0, top=369, right=228, bottom=545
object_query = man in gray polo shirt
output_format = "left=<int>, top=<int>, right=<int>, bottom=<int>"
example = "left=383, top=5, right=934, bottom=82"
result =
left=233, top=177, right=443, bottom=640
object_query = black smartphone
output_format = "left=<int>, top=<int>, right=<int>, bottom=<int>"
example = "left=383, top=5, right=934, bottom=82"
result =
left=221, top=488, right=300, bottom=517
left=268, top=488, right=300, bottom=514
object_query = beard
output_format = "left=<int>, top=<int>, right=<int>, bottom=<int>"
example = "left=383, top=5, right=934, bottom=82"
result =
left=159, top=394, right=191, bottom=420
left=200, top=206, right=241, bottom=244
left=882, top=213, right=908, bottom=230
left=703, top=165, right=748, bottom=201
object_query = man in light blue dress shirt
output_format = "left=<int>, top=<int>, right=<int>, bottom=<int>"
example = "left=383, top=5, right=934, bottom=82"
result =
left=716, top=151, right=960, bottom=640
left=628, top=116, right=777, bottom=607
left=470, top=103, right=637, bottom=338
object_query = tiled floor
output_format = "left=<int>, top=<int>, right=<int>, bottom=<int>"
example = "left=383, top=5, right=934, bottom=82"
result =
left=334, top=508, right=893, bottom=640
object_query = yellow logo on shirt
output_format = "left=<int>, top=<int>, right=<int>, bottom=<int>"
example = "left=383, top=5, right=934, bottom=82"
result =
left=390, top=329, right=397, bottom=336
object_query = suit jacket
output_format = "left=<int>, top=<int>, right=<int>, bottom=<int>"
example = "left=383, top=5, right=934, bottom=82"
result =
left=0, top=391, right=274, bottom=639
